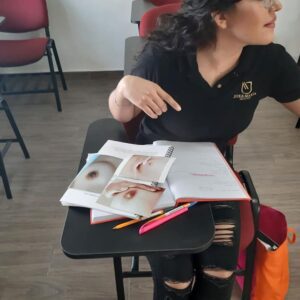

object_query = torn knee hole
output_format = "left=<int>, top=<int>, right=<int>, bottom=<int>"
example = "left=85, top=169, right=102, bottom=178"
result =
left=215, top=223, right=235, bottom=230
left=213, top=223, right=235, bottom=244
left=164, top=279, right=193, bottom=290
left=203, top=268, right=233, bottom=279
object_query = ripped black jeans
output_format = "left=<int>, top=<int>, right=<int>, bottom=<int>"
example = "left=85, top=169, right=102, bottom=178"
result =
left=146, top=202, right=240, bottom=300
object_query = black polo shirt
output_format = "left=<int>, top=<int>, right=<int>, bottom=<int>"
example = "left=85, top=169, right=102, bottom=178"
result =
left=131, top=43, right=300, bottom=148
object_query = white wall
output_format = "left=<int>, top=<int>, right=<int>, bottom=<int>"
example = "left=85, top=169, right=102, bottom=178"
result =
left=275, top=0, right=300, bottom=59
left=0, top=0, right=299, bottom=73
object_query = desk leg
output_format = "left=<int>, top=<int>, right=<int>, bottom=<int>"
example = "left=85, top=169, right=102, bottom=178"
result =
left=113, top=257, right=125, bottom=300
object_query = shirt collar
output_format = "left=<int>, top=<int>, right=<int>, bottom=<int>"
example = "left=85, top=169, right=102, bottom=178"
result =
left=180, top=45, right=255, bottom=78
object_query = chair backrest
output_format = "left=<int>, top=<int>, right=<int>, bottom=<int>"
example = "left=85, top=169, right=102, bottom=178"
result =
left=0, top=0, right=48, bottom=33
left=149, top=0, right=182, bottom=6
left=139, top=3, right=181, bottom=37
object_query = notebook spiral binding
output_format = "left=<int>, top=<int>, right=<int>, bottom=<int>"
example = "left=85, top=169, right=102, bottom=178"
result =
left=151, top=146, right=174, bottom=187
left=166, top=146, right=175, bottom=157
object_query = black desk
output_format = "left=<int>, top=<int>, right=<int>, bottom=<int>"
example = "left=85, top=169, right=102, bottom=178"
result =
left=131, top=0, right=155, bottom=24
left=124, top=36, right=145, bottom=75
left=61, top=119, right=215, bottom=300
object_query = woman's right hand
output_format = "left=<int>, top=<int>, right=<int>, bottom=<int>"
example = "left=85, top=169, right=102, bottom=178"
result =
left=117, top=75, right=181, bottom=119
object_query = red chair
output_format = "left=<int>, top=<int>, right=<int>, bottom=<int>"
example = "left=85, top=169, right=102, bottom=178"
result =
left=0, top=0, right=67, bottom=112
left=139, top=3, right=181, bottom=37
left=149, top=0, right=182, bottom=6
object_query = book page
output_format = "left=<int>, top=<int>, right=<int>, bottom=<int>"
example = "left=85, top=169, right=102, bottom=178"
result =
left=98, top=140, right=171, bottom=159
left=61, top=188, right=140, bottom=219
left=90, top=182, right=175, bottom=223
left=115, top=155, right=175, bottom=184
left=154, top=141, right=250, bottom=201
left=60, top=140, right=177, bottom=219
left=60, top=153, right=123, bottom=206
left=96, top=177, right=166, bottom=217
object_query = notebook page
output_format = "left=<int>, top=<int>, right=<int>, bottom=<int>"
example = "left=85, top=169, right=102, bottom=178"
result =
left=154, top=141, right=250, bottom=201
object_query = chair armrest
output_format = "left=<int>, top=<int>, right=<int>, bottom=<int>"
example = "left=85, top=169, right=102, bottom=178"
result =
left=239, top=170, right=260, bottom=233
left=78, top=118, right=128, bottom=171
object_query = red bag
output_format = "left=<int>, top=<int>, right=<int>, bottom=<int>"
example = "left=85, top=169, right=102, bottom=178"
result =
left=236, top=204, right=296, bottom=300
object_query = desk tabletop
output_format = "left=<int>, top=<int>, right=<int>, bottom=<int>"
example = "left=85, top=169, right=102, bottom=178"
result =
left=131, top=0, right=155, bottom=24
left=62, top=204, right=214, bottom=258
left=124, top=36, right=145, bottom=75
left=61, top=119, right=215, bottom=259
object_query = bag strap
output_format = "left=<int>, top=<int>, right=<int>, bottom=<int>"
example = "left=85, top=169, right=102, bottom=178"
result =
left=287, top=227, right=296, bottom=244
left=257, top=231, right=279, bottom=250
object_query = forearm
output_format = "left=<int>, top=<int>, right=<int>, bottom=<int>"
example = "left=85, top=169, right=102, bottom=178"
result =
left=283, top=99, right=300, bottom=117
left=108, top=85, right=141, bottom=123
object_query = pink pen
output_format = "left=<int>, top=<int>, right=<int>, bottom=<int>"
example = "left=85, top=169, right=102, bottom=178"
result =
left=139, top=207, right=188, bottom=235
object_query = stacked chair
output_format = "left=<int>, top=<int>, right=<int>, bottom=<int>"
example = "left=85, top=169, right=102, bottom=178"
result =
left=0, top=0, right=67, bottom=112
left=0, top=0, right=67, bottom=198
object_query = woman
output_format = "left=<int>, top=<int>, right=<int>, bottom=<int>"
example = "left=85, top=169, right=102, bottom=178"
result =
left=108, top=0, right=300, bottom=299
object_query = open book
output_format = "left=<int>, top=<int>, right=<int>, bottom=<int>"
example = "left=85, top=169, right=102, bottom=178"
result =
left=60, top=140, right=176, bottom=220
left=60, top=140, right=250, bottom=224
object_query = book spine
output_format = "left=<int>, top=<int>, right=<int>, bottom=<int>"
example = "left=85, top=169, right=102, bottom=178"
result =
left=165, top=146, right=174, bottom=157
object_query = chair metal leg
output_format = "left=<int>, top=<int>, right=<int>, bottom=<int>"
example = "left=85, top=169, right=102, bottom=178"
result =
left=0, top=75, right=7, bottom=92
left=241, top=240, right=256, bottom=300
left=296, top=118, right=300, bottom=129
left=46, top=47, right=62, bottom=112
left=131, top=256, right=140, bottom=272
left=0, top=152, right=12, bottom=199
left=1, top=99, right=30, bottom=159
left=113, top=257, right=126, bottom=300
left=51, top=40, right=68, bottom=91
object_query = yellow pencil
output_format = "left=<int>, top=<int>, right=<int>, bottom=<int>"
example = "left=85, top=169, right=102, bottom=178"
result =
left=113, top=210, right=164, bottom=229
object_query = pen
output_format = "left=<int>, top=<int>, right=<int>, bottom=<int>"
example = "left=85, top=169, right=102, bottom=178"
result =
left=113, top=210, right=164, bottom=229
left=144, top=204, right=190, bottom=225
left=145, top=202, right=197, bottom=224
left=139, top=206, right=189, bottom=235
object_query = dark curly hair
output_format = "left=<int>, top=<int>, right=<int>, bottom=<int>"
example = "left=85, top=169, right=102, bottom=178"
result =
left=146, top=0, right=241, bottom=53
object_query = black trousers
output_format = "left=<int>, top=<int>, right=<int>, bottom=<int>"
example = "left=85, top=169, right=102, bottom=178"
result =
left=147, top=202, right=240, bottom=300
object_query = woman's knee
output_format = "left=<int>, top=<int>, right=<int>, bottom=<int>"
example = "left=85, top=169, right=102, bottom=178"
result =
left=164, top=278, right=193, bottom=290
left=203, top=268, right=233, bottom=279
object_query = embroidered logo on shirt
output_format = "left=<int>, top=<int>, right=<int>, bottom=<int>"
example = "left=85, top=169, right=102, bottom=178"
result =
left=233, top=81, right=257, bottom=101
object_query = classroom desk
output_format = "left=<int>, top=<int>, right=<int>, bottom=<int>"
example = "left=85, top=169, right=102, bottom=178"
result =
left=61, top=118, right=215, bottom=300
left=124, top=36, right=145, bottom=75
left=131, top=0, right=155, bottom=24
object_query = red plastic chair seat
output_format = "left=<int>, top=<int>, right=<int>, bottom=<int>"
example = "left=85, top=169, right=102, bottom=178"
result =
left=0, top=37, right=48, bottom=67
left=139, top=3, right=181, bottom=37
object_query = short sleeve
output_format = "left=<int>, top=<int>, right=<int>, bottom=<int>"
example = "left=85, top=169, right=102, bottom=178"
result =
left=269, top=45, right=300, bottom=103
left=130, top=45, right=165, bottom=84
